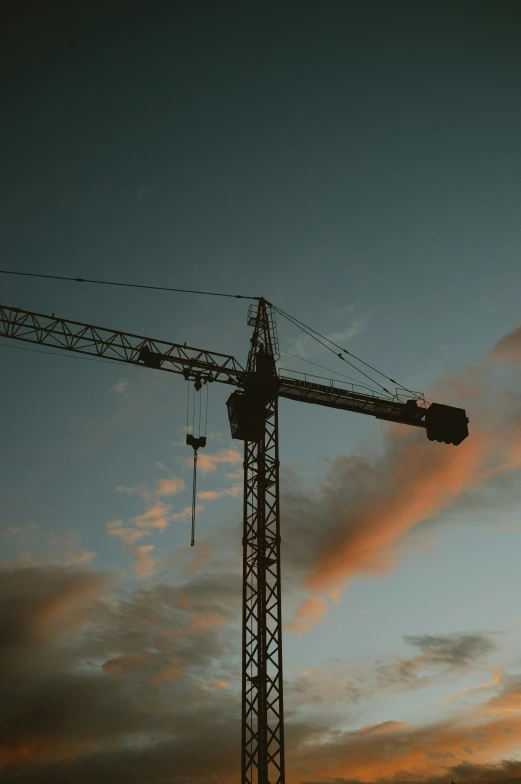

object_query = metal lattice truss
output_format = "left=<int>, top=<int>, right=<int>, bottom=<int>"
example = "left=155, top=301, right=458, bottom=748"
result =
left=242, top=400, right=284, bottom=784
left=242, top=301, right=285, bottom=784
left=278, top=376, right=427, bottom=427
left=0, top=305, right=245, bottom=386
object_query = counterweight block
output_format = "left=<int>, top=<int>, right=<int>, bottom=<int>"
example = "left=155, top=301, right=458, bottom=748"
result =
left=425, top=402, right=469, bottom=446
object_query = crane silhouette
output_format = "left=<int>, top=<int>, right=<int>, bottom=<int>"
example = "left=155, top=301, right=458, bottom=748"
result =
left=0, top=298, right=469, bottom=784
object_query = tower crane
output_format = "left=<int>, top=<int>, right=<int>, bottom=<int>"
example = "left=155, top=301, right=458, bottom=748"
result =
left=0, top=298, right=469, bottom=784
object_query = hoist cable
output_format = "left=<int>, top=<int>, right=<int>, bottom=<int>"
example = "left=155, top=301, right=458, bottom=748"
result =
left=273, top=307, right=392, bottom=395
left=280, top=350, right=383, bottom=394
left=0, top=269, right=260, bottom=301
left=273, top=304, right=421, bottom=399
left=198, top=389, right=202, bottom=438
left=191, top=452, right=198, bottom=547
left=186, top=381, right=190, bottom=435
left=204, top=383, right=209, bottom=437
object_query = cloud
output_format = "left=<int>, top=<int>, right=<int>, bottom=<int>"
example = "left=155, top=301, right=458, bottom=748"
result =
left=102, top=656, right=145, bottom=678
left=63, top=549, right=96, bottom=566
left=287, top=320, right=367, bottom=360
left=106, top=521, right=150, bottom=546
left=111, top=378, right=129, bottom=395
left=449, top=667, right=503, bottom=703
left=0, top=564, right=241, bottom=780
left=133, top=501, right=172, bottom=530
left=197, top=484, right=241, bottom=501
left=225, top=468, right=243, bottom=480
left=132, top=545, right=155, bottom=577
left=285, top=597, right=329, bottom=635
left=197, top=448, right=242, bottom=473
left=156, top=477, right=185, bottom=497
left=201, top=679, right=229, bottom=690
left=375, top=633, right=496, bottom=691
left=47, top=530, right=96, bottom=568
left=0, top=523, right=21, bottom=536
left=287, top=434, right=487, bottom=597
left=171, top=505, right=202, bottom=519
left=2, top=564, right=521, bottom=784
left=280, top=320, right=521, bottom=633
left=487, top=324, right=521, bottom=363
left=405, top=633, right=496, bottom=667
left=288, top=713, right=521, bottom=784
left=116, top=484, right=150, bottom=500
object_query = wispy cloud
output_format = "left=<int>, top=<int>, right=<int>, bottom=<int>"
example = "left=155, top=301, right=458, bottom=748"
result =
left=284, top=597, right=329, bottom=635
left=171, top=505, right=202, bottom=520
left=286, top=319, right=367, bottom=360
left=106, top=521, right=151, bottom=546
left=116, top=484, right=150, bottom=500
left=157, top=477, right=185, bottom=497
left=133, top=544, right=155, bottom=577
left=111, top=378, right=129, bottom=395
left=197, top=485, right=241, bottom=501
left=133, top=501, right=172, bottom=530
left=225, top=468, right=243, bottom=480
left=448, top=666, right=502, bottom=703
left=198, top=448, right=242, bottom=473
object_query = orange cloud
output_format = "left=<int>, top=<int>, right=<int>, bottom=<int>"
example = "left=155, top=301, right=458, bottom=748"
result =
left=305, top=432, right=487, bottom=595
left=285, top=597, right=329, bottom=635
left=487, top=324, right=521, bottom=363
left=116, top=484, right=150, bottom=500
left=197, top=485, right=241, bottom=500
left=151, top=662, right=182, bottom=683
left=277, top=322, right=521, bottom=635
left=449, top=667, right=503, bottom=703
left=106, top=520, right=150, bottom=545
left=170, top=505, right=202, bottom=519
left=133, top=545, right=155, bottom=577
left=198, top=448, right=242, bottom=473
left=287, top=713, right=521, bottom=784
left=157, top=477, right=185, bottom=497
left=134, top=501, right=171, bottom=530
left=188, top=612, right=225, bottom=631
left=201, top=679, right=229, bottom=690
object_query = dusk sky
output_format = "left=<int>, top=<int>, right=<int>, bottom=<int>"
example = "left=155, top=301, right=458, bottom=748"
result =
left=2, top=2, right=521, bottom=782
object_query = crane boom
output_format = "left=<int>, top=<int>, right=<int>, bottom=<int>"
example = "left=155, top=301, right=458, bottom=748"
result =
left=278, top=376, right=426, bottom=427
left=0, top=304, right=461, bottom=437
left=0, top=305, right=245, bottom=385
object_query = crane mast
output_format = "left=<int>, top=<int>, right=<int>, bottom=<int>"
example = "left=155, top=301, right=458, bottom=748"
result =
left=241, top=300, right=284, bottom=784
left=0, top=300, right=470, bottom=784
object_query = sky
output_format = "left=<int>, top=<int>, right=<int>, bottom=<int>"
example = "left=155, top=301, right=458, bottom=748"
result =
left=2, top=1, right=521, bottom=782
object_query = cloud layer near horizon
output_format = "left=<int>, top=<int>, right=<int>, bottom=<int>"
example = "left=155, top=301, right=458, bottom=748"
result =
left=2, top=563, right=521, bottom=784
